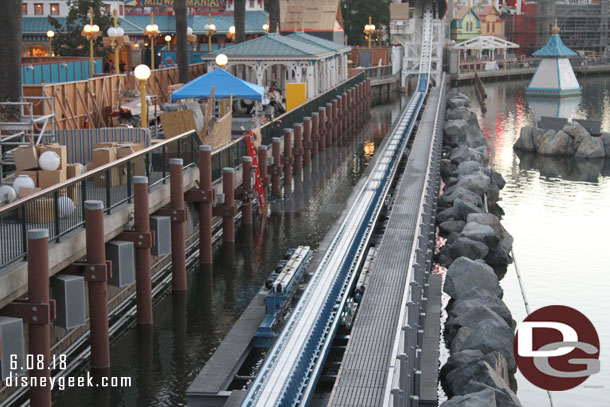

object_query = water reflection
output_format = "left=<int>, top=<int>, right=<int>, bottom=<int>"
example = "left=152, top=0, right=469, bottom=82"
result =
left=526, top=96, right=581, bottom=123
left=459, top=77, right=610, bottom=407
left=53, top=95, right=407, bottom=407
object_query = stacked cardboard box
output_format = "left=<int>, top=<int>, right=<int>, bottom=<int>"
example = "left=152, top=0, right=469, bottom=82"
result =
left=90, top=142, right=144, bottom=186
left=12, top=144, right=72, bottom=198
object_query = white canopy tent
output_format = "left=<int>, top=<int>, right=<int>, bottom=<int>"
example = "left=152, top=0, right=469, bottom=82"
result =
left=453, top=35, right=519, bottom=60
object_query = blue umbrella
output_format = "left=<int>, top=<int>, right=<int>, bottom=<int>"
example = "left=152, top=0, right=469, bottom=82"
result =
left=171, top=68, right=264, bottom=101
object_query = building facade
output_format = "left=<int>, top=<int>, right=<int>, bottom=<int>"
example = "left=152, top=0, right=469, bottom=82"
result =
left=479, top=5, right=503, bottom=37
left=450, top=6, right=481, bottom=42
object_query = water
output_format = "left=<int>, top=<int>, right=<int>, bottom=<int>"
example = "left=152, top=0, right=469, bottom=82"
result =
left=458, top=76, right=610, bottom=407
left=52, top=96, right=407, bottom=407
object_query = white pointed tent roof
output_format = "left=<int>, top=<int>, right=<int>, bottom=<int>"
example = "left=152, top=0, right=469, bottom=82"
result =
left=452, top=35, right=519, bottom=51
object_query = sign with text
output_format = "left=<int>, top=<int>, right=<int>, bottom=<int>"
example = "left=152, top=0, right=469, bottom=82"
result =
left=137, top=0, right=225, bottom=8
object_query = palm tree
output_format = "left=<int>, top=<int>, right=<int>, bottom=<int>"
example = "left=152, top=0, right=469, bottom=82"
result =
left=0, top=0, right=23, bottom=121
left=175, top=0, right=189, bottom=83
left=235, top=0, right=246, bottom=43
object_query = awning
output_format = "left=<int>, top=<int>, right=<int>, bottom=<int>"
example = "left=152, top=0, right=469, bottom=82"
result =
left=171, top=68, right=264, bottom=101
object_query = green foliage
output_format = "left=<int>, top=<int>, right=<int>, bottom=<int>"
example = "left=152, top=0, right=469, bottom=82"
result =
left=341, top=0, right=391, bottom=46
left=48, top=0, right=112, bottom=57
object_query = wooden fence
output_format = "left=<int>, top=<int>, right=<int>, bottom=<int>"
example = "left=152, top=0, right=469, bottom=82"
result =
left=22, top=63, right=207, bottom=130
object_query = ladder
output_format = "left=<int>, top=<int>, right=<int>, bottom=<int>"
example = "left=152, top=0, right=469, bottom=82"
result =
left=244, top=131, right=267, bottom=216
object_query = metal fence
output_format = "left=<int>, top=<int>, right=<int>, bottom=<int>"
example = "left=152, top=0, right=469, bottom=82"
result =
left=257, top=72, right=366, bottom=145
left=0, top=130, right=248, bottom=269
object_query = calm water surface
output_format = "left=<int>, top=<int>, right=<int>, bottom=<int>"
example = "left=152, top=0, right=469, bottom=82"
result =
left=53, top=96, right=406, bottom=406
left=459, top=76, right=610, bottom=407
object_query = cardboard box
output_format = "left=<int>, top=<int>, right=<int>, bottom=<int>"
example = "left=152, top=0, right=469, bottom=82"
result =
left=116, top=143, right=143, bottom=158
left=18, top=186, right=41, bottom=199
left=65, top=165, right=81, bottom=205
left=13, top=145, right=39, bottom=171
left=15, top=171, right=38, bottom=187
left=38, top=168, right=67, bottom=190
left=37, top=144, right=68, bottom=170
left=94, top=167, right=124, bottom=187
left=94, top=142, right=118, bottom=149
left=25, top=196, right=55, bottom=224
left=66, top=164, right=81, bottom=179
left=92, top=148, right=117, bottom=168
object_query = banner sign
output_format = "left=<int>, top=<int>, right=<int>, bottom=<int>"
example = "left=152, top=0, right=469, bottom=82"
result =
left=137, top=0, right=225, bottom=8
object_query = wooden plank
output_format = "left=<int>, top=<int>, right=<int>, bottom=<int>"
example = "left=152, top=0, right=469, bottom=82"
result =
left=85, top=83, right=107, bottom=128
left=75, top=85, right=96, bottom=129
left=53, top=88, right=78, bottom=129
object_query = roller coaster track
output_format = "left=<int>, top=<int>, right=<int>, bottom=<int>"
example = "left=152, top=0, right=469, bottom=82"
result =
left=241, top=10, right=436, bottom=407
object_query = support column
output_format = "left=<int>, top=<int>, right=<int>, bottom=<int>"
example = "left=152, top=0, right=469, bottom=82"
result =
left=133, top=177, right=153, bottom=325
left=241, top=156, right=253, bottom=225
left=222, top=168, right=235, bottom=243
left=340, top=93, right=347, bottom=134
left=283, top=128, right=293, bottom=185
left=325, top=102, right=333, bottom=146
left=303, top=117, right=312, bottom=166
left=311, top=112, right=320, bottom=157
left=199, top=145, right=213, bottom=265
left=272, top=137, right=282, bottom=196
left=293, top=123, right=303, bottom=174
left=318, top=107, right=326, bottom=150
left=258, top=145, right=270, bottom=197
left=169, top=158, right=186, bottom=292
left=27, top=229, right=52, bottom=407
left=84, top=201, right=111, bottom=369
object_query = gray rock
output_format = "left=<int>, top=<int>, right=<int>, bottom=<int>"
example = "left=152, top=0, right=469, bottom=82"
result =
left=439, top=220, right=466, bottom=235
left=450, top=319, right=516, bottom=372
left=448, top=288, right=514, bottom=328
left=445, top=357, right=512, bottom=397
left=439, top=186, right=483, bottom=208
left=466, top=213, right=506, bottom=240
left=474, top=144, right=489, bottom=162
left=444, top=257, right=503, bottom=300
left=445, top=120, right=486, bottom=149
left=445, top=304, right=507, bottom=344
left=440, top=349, right=485, bottom=378
left=449, top=237, right=489, bottom=261
left=441, top=159, right=458, bottom=178
left=453, top=198, right=483, bottom=221
left=533, top=129, right=556, bottom=152
left=457, top=160, right=484, bottom=176
left=601, top=132, right=610, bottom=157
left=446, top=107, right=479, bottom=126
left=448, top=96, right=471, bottom=109
left=537, top=130, right=571, bottom=156
left=461, top=222, right=500, bottom=246
left=490, top=169, right=506, bottom=190
left=451, top=146, right=484, bottom=164
left=564, top=122, right=590, bottom=151
left=513, top=126, right=535, bottom=152
left=440, top=389, right=497, bottom=407
left=457, top=171, right=491, bottom=195
left=437, top=206, right=457, bottom=223
left=575, top=135, right=605, bottom=158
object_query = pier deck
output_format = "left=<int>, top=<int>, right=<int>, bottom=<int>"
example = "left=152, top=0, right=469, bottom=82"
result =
left=329, top=85, right=442, bottom=407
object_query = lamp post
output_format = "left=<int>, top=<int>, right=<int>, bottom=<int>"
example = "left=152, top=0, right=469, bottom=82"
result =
left=205, top=13, right=216, bottom=52
left=363, top=16, right=376, bottom=49
left=165, top=35, right=172, bottom=51
left=227, top=26, right=235, bottom=43
left=82, top=8, right=100, bottom=77
left=107, top=9, right=125, bottom=74
left=134, top=64, right=151, bottom=128
left=46, top=30, right=55, bottom=57
left=144, top=13, right=160, bottom=70
left=216, top=54, right=228, bottom=115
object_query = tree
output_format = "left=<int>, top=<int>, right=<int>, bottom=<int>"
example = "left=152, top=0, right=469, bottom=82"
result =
left=175, top=0, right=189, bottom=83
left=48, top=0, right=112, bottom=58
left=0, top=0, right=23, bottom=121
left=341, top=0, right=390, bottom=46
left=235, top=0, right=246, bottom=43
left=267, top=0, right=280, bottom=33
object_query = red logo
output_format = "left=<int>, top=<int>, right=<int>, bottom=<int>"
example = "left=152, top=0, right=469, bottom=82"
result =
left=513, top=305, right=600, bottom=391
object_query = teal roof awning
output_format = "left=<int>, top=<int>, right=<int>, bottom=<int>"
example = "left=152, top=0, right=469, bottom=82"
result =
left=171, top=68, right=264, bottom=101
left=533, top=34, right=578, bottom=57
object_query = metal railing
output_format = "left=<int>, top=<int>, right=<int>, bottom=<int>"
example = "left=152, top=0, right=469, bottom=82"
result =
left=0, top=130, right=248, bottom=269
left=257, top=72, right=366, bottom=145
left=362, top=65, right=394, bottom=82
left=458, top=55, right=610, bottom=74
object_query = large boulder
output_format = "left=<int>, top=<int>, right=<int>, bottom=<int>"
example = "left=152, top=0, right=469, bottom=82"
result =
left=453, top=198, right=483, bottom=221
left=457, top=160, right=483, bottom=176
left=445, top=120, right=487, bottom=149
left=513, top=126, right=536, bottom=152
left=444, top=257, right=503, bottom=300
left=466, top=213, right=506, bottom=240
left=448, top=96, right=471, bottom=109
left=451, top=146, right=484, bottom=165
left=563, top=122, right=591, bottom=151
left=439, top=186, right=483, bottom=208
left=533, top=129, right=556, bottom=152
left=448, top=288, right=514, bottom=329
left=449, top=237, right=489, bottom=261
left=441, top=389, right=497, bottom=407
left=437, top=206, right=457, bottom=223
left=575, top=135, right=605, bottom=158
left=601, top=132, right=610, bottom=157
left=441, top=159, right=458, bottom=179
left=537, top=130, right=571, bottom=156
left=439, top=220, right=466, bottom=236
left=444, top=353, right=512, bottom=396
left=446, top=107, right=479, bottom=126
left=461, top=222, right=500, bottom=246
left=457, top=171, right=491, bottom=195
left=445, top=305, right=507, bottom=344
left=440, top=349, right=485, bottom=379
left=450, top=319, right=516, bottom=372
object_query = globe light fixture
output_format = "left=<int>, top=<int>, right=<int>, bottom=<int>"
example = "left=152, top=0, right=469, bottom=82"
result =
left=206, top=13, right=216, bottom=52
left=134, top=64, right=151, bottom=128
left=81, top=8, right=101, bottom=76
left=165, top=35, right=172, bottom=51
left=227, top=25, right=235, bottom=42
left=47, top=30, right=55, bottom=57
left=363, top=16, right=376, bottom=49
left=215, top=54, right=228, bottom=69
left=144, top=13, right=160, bottom=69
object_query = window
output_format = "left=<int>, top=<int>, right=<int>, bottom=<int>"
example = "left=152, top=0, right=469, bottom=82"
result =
left=22, top=4, right=27, bottom=15
left=120, top=5, right=124, bottom=15
left=50, top=3, right=60, bottom=15
left=249, top=0, right=255, bottom=8
left=487, top=23, right=490, bottom=33
left=492, top=23, right=495, bottom=32
left=34, top=3, right=43, bottom=15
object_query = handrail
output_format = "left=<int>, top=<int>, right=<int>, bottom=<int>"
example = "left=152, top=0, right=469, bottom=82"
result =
left=0, top=130, right=198, bottom=214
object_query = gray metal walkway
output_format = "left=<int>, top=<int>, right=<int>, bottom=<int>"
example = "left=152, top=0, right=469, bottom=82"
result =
left=329, top=84, right=442, bottom=407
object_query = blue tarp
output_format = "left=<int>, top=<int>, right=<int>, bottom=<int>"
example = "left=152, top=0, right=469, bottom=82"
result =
left=171, top=68, right=264, bottom=101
